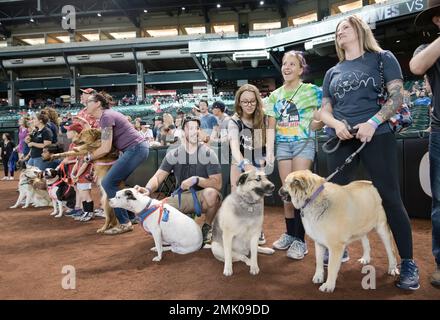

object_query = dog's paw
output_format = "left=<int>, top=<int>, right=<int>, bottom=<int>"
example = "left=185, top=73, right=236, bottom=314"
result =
left=150, top=247, right=157, bottom=252
left=388, top=266, right=399, bottom=276
left=312, top=272, right=325, bottom=284
left=54, top=213, right=63, bottom=218
left=50, top=211, right=57, bottom=216
left=319, top=282, right=335, bottom=293
left=249, top=265, right=260, bottom=275
left=96, top=227, right=106, bottom=233
left=358, top=257, right=371, bottom=265
left=22, top=205, right=29, bottom=209
left=9, top=205, right=18, bottom=209
left=152, top=256, right=162, bottom=262
left=223, top=266, right=233, bottom=277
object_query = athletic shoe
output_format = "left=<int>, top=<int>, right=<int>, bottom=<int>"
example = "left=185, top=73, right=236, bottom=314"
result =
left=258, top=231, right=266, bottom=245
left=79, top=212, right=95, bottom=222
left=272, top=233, right=295, bottom=250
left=396, top=259, right=420, bottom=290
left=286, top=238, right=308, bottom=260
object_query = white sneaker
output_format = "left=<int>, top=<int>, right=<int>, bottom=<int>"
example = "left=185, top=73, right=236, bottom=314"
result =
left=258, top=231, right=266, bottom=245
left=1, top=177, right=8, bottom=180
left=8, top=177, right=14, bottom=180
left=272, top=233, right=295, bottom=250
left=94, top=208, right=105, bottom=218
left=286, top=238, right=308, bottom=260
left=79, top=212, right=95, bottom=222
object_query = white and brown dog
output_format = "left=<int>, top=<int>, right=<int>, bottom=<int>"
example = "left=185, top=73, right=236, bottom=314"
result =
left=43, top=168, right=76, bottom=218
left=109, top=188, right=203, bottom=261
left=10, top=166, right=51, bottom=209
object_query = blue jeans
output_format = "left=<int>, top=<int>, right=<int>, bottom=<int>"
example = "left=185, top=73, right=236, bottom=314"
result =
left=430, top=131, right=440, bottom=266
left=28, top=157, right=45, bottom=170
left=101, top=141, right=149, bottom=224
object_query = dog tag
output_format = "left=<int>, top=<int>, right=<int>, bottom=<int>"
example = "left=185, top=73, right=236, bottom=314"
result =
left=162, top=208, right=169, bottom=222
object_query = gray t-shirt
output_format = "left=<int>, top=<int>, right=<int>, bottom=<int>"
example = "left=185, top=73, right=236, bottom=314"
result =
left=323, top=50, right=402, bottom=135
left=159, top=143, right=221, bottom=191
left=414, top=44, right=440, bottom=132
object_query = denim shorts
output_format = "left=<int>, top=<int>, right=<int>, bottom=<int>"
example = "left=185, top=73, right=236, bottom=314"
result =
left=276, top=140, right=315, bottom=161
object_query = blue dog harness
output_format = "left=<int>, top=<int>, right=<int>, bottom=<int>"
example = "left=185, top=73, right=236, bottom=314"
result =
left=171, top=186, right=202, bottom=217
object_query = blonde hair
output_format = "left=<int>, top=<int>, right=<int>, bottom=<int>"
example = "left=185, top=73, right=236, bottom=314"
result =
left=335, top=15, right=382, bottom=62
left=234, top=84, right=266, bottom=148
left=42, top=107, right=60, bottom=126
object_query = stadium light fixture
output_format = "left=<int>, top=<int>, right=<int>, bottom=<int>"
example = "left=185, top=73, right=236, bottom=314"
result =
left=217, top=3, right=221, bottom=8
left=29, top=17, right=35, bottom=23
left=260, top=1, right=264, bottom=5
left=97, top=13, right=102, bottom=17
left=182, top=7, right=186, bottom=11
left=144, top=9, right=148, bottom=13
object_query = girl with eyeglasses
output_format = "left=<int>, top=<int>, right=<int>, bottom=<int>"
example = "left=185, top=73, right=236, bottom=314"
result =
left=228, top=84, right=269, bottom=244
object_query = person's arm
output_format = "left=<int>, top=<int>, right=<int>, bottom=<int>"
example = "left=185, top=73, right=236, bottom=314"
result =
left=310, top=109, right=325, bottom=131
left=70, top=160, right=79, bottom=181
left=320, top=97, right=353, bottom=140
left=180, top=173, right=222, bottom=191
left=410, top=38, right=440, bottom=75
left=210, top=124, right=220, bottom=142
left=135, top=169, right=170, bottom=195
left=266, top=116, right=276, bottom=165
left=28, top=139, right=51, bottom=149
left=354, top=78, right=404, bottom=143
left=89, top=127, right=113, bottom=160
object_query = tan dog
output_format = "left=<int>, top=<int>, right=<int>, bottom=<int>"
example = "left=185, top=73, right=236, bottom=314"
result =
left=211, top=170, right=275, bottom=276
left=52, top=128, right=119, bottom=233
left=280, top=170, right=399, bottom=293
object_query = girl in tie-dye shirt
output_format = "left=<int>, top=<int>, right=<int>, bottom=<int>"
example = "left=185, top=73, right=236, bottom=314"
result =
left=265, top=51, right=322, bottom=261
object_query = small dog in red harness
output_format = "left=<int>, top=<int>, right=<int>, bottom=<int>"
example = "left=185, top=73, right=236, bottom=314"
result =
left=44, top=168, right=76, bottom=218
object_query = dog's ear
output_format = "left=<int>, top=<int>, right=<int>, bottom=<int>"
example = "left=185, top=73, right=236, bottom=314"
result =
left=237, top=173, right=248, bottom=186
left=124, top=189, right=137, bottom=201
left=290, top=178, right=306, bottom=190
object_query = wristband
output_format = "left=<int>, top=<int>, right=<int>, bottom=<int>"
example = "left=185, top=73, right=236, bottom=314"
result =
left=370, top=116, right=382, bottom=126
left=192, top=176, right=199, bottom=186
left=367, top=119, right=379, bottom=129
left=145, top=186, right=152, bottom=194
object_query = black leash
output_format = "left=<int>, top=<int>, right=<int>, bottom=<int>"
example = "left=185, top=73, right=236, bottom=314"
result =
left=321, top=120, right=367, bottom=182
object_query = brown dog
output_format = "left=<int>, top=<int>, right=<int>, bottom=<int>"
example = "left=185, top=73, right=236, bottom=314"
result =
left=280, top=170, right=398, bottom=293
left=52, top=128, right=120, bottom=233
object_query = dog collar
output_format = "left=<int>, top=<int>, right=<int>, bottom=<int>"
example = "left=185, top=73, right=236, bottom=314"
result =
left=301, top=184, right=325, bottom=212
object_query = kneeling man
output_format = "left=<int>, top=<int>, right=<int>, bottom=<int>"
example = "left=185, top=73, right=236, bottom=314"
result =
left=136, top=116, right=222, bottom=246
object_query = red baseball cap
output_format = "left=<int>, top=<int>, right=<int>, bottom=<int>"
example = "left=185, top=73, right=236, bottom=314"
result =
left=80, top=88, right=96, bottom=94
left=65, top=122, right=83, bottom=134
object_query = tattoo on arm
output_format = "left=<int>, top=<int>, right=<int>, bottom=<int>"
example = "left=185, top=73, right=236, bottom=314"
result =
left=101, top=127, right=113, bottom=141
left=377, top=79, right=403, bottom=121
